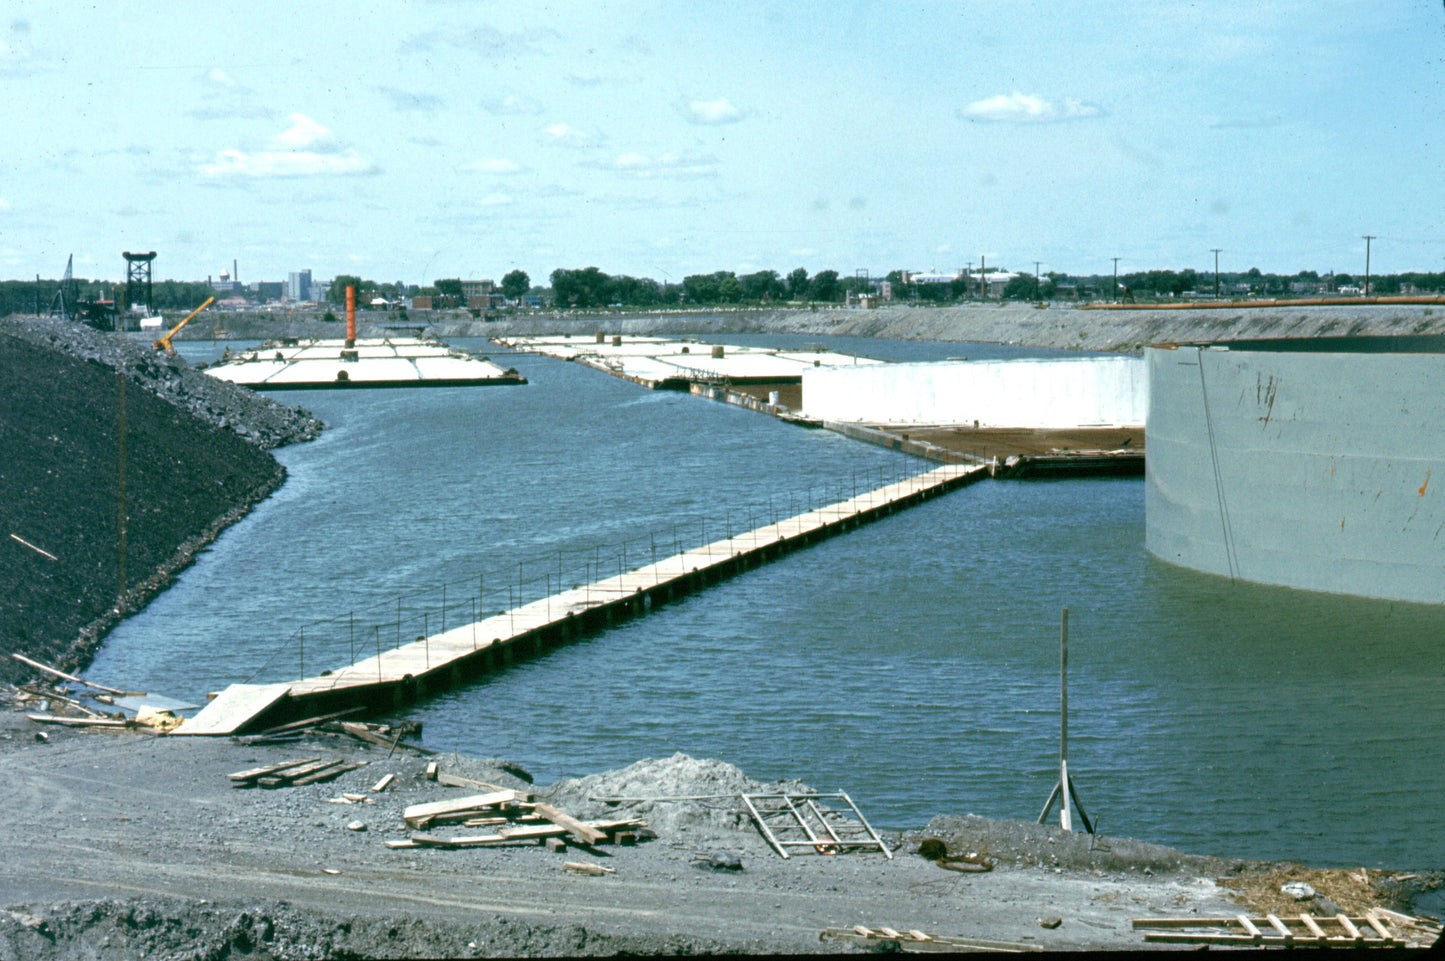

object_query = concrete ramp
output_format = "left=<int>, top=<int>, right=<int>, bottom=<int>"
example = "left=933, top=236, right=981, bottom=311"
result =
left=172, top=682, right=291, bottom=736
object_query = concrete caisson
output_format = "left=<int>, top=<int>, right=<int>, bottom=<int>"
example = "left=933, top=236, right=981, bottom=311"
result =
left=1146, top=335, right=1445, bottom=603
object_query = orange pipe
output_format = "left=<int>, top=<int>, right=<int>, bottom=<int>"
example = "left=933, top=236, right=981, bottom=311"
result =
left=345, top=285, right=356, bottom=345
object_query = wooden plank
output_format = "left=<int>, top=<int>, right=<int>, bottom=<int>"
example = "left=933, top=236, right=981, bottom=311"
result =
left=12, top=653, right=140, bottom=696
left=26, top=714, right=129, bottom=728
left=338, top=722, right=436, bottom=756
left=253, top=707, right=368, bottom=736
left=18, top=686, right=107, bottom=718
left=370, top=773, right=396, bottom=793
left=228, top=757, right=322, bottom=782
left=1264, top=914, right=1292, bottom=943
left=1362, top=915, right=1395, bottom=941
left=264, top=758, right=345, bottom=783
left=291, top=760, right=368, bottom=786
left=1235, top=915, right=1261, bottom=941
left=403, top=791, right=520, bottom=827
left=1336, top=915, right=1362, bottom=940
left=173, top=683, right=291, bottom=736
left=1299, top=914, right=1327, bottom=939
left=531, top=802, right=607, bottom=844
left=436, top=771, right=511, bottom=793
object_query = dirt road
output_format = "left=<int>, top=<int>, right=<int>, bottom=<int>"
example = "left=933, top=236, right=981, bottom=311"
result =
left=0, top=710, right=1281, bottom=956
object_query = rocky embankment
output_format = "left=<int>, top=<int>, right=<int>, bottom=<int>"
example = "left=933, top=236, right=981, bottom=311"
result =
left=0, top=316, right=322, bottom=685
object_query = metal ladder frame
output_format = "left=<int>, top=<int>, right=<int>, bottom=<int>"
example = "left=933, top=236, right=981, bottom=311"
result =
left=740, top=792, right=893, bottom=859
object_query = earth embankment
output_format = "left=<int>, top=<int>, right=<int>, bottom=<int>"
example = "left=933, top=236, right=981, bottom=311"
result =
left=0, top=317, right=322, bottom=685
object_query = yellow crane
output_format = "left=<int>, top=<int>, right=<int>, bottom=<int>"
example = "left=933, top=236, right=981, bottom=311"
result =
left=153, top=297, right=215, bottom=352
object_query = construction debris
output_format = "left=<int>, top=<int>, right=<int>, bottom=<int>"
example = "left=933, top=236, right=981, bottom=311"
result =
left=820, top=925, right=1043, bottom=953
left=563, top=862, right=615, bottom=876
left=370, top=773, right=396, bottom=793
left=226, top=756, right=367, bottom=789
left=384, top=782, right=645, bottom=851
left=1131, top=909, right=1441, bottom=948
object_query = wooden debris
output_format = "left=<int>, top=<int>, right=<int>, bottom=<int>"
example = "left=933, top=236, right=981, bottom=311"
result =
left=346, top=820, right=367, bottom=832
left=545, top=837, right=566, bottom=853
left=563, top=861, right=615, bottom=876
left=1131, top=911, right=1438, bottom=948
left=18, top=684, right=108, bottom=719
left=252, top=708, right=368, bottom=738
left=228, top=757, right=322, bottom=783
left=336, top=721, right=436, bottom=756
left=370, top=773, right=396, bottom=793
left=425, top=761, right=439, bottom=779
left=820, top=926, right=1043, bottom=953
left=12, top=653, right=141, bottom=697
left=403, top=790, right=521, bottom=829
left=290, top=760, right=367, bottom=786
left=27, top=714, right=130, bottom=728
left=532, top=802, right=607, bottom=845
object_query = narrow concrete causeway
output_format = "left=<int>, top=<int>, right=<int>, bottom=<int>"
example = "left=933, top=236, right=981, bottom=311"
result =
left=178, top=463, right=987, bottom=736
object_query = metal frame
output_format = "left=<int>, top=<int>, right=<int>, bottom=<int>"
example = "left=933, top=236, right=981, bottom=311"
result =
left=740, top=792, right=892, bottom=859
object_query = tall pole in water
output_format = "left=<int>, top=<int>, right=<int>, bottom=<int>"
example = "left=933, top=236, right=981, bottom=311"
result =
left=1362, top=235, right=1375, bottom=296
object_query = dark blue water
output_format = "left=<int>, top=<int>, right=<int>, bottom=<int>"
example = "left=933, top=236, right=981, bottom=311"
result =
left=87, top=336, right=1445, bottom=869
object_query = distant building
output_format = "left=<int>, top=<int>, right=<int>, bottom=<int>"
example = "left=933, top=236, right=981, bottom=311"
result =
left=256, top=281, right=284, bottom=301
left=411, top=295, right=434, bottom=310
left=286, top=269, right=313, bottom=302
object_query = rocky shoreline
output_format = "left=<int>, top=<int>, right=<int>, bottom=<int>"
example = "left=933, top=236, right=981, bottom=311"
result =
left=0, top=316, right=321, bottom=685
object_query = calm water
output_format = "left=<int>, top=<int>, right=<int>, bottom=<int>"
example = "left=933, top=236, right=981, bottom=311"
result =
left=87, top=335, right=1445, bottom=868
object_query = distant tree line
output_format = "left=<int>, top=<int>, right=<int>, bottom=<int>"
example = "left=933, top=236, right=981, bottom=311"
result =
left=5, top=265, right=1445, bottom=318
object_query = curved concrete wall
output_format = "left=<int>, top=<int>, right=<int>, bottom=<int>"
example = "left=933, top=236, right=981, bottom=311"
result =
left=1146, top=342, right=1445, bottom=603
left=801, top=356, right=1146, bottom=428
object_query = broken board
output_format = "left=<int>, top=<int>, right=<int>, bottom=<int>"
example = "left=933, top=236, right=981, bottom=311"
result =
left=171, top=683, right=291, bottom=736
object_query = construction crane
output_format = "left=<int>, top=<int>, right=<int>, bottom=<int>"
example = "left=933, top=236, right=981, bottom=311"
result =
left=153, top=297, right=215, bottom=352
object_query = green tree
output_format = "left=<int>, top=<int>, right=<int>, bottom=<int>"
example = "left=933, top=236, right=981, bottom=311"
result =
left=786, top=268, right=810, bottom=300
left=550, top=267, right=611, bottom=308
left=500, top=269, right=530, bottom=300
left=1002, top=275, right=1040, bottom=300
left=328, top=274, right=366, bottom=305
left=740, top=270, right=784, bottom=302
left=808, top=270, right=840, bottom=302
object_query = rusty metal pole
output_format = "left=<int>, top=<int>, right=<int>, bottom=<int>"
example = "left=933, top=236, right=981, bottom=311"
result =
left=345, top=284, right=356, bottom=346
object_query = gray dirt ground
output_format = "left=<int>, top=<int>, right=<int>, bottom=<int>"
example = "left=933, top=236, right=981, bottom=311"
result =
left=0, top=711, right=1289, bottom=957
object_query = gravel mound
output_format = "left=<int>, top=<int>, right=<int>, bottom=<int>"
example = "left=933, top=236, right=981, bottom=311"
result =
left=541, top=752, right=815, bottom=835
left=1, top=316, right=322, bottom=450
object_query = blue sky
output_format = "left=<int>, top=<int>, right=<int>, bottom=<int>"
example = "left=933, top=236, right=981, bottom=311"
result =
left=2, top=1, right=1441, bottom=286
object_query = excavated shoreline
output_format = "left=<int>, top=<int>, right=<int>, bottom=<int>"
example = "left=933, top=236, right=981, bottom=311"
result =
left=0, top=317, right=322, bottom=685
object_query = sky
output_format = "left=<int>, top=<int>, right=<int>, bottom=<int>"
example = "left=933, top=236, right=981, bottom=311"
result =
left=1, top=1, right=1442, bottom=287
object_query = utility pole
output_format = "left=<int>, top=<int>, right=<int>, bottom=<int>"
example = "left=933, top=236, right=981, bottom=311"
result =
left=965, top=261, right=973, bottom=300
left=1362, top=235, right=1375, bottom=295
left=979, top=254, right=987, bottom=300
left=1211, top=249, right=1222, bottom=300
left=1111, top=257, right=1120, bottom=302
left=1034, top=260, right=1042, bottom=300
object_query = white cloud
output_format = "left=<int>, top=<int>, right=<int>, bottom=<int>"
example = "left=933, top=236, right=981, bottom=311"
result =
left=958, top=92, right=1104, bottom=124
left=272, top=114, right=334, bottom=148
left=481, top=192, right=514, bottom=206
left=541, top=123, right=596, bottom=148
left=588, top=151, right=717, bottom=179
left=683, top=96, right=742, bottom=125
left=0, top=197, right=9, bottom=211
left=200, top=115, right=375, bottom=178
left=460, top=158, right=524, bottom=174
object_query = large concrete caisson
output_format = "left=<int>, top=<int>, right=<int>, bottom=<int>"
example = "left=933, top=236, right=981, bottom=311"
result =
left=1146, top=335, right=1445, bottom=603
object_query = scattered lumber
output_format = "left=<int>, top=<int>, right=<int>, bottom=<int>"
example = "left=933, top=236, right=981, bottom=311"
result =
left=1131, top=911, right=1438, bottom=948
left=252, top=708, right=368, bottom=738
left=26, top=714, right=130, bottom=728
left=228, top=757, right=322, bottom=783
left=532, top=802, right=607, bottom=845
left=12, top=653, right=142, bottom=697
left=403, top=791, right=521, bottom=829
left=337, top=721, right=436, bottom=756
left=563, top=861, right=615, bottom=876
left=371, top=773, right=396, bottom=793
left=820, top=926, right=1042, bottom=953
left=18, top=684, right=108, bottom=719
left=291, top=760, right=367, bottom=786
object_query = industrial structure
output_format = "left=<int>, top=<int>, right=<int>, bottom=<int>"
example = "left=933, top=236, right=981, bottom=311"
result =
left=1146, top=335, right=1445, bottom=603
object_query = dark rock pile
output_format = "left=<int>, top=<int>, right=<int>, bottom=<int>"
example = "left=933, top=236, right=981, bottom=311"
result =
left=0, top=317, right=323, bottom=685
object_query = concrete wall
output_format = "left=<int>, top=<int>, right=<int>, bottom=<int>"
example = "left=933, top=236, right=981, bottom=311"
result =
left=1146, top=343, right=1445, bottom=604
left=800, top=356, right=1146, bottom=428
